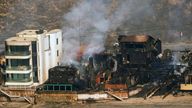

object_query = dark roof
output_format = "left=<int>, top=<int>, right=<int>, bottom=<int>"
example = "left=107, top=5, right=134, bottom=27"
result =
left=118, top=35, right=154, bottom=43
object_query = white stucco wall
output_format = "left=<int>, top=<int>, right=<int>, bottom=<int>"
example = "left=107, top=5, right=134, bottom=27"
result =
left=4, top=29, right=63, bottom=86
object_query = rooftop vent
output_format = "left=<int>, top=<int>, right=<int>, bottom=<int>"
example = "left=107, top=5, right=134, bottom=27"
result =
left=36, top=29, right=44, bottom=34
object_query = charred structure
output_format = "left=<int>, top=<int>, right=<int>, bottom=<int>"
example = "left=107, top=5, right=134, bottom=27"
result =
left=36, top=34, right=191, bottom=99
left=117, top=35, right=161, bottom=65
left=46, top=66, right=78, bottom=84
left=179, top=51, right=192, bottom=91
left=40, top=35, right=175, bottom=92
left=90, top=35, right=164, bottom=89
left=37, top=65, right=84, bottom=91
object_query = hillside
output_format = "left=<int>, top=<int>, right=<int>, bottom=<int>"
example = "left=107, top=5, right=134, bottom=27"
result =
left=0, top=0, right=192, bottom=45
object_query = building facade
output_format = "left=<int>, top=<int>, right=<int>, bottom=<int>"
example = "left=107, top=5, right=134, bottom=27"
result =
left=4, top=29, right=62, bottom=87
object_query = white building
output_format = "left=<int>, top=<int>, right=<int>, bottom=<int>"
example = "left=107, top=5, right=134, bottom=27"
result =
left=4, top=29, right=62, bottom=87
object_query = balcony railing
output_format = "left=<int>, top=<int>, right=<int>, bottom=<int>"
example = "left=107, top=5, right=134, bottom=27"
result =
left=6, top=66, right=31, bottom=71
left=5, top=51, right=30, bottom=56
left=6, top=77, right=32, bottom=82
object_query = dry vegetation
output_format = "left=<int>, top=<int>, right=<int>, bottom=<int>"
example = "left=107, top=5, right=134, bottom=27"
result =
left=0, top=0, right=192, bottom=42
left=0, top=0, right=14, bottom=33
left=0, top=0, right=77, bottom=38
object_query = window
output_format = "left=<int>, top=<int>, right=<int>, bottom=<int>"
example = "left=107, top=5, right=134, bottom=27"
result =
left=57, top=50, right=59, bottom=56
left=56, top=38, right=58, bottom=45
left=6, top=74, right=9, bottom=78
left=32, top=41, right=37, bottom=53
left=34, top=70, right=38, bottom=77
left=11, top=74, right=13, bottom=79
left=9, top=46, right=29, bottom=52
left=10, top=59, right=29, bottom=67
left=11, top=74, right=14, bottom=79
left=23, top=74, right=30, bottom=79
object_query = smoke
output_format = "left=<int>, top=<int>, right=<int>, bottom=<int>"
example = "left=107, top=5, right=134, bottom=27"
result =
left=171, top=51, right=188, bottom=75
left=1, top=0, right=192, bottom=63
left=171, top=52, right=182, bottom=66
left=62, top=0, right=155, bottom=65
left=110, top=0, right=154, bottom=32
left=1, top=0, right=192, bottom=42
left=62, top=0, right=109, bottom=64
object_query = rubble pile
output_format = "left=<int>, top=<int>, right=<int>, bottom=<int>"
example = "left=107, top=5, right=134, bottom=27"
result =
left=46, top=66, right=78, bottom=84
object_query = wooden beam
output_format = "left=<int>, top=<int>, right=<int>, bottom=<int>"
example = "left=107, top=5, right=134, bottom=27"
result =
left=105, top=91, right=124, bottom=101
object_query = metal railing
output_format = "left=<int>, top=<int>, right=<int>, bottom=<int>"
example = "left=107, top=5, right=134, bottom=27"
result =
left=40, top=84, right=73, bottom=91
left=1, top=85, right=37, bottom=91
left=6, top=77, right=32, bottom=82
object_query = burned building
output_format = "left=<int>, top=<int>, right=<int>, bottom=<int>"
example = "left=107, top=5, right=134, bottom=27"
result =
left=117, top=35, right=161, bottom=66
left=88, top=35, right=163, bottom=90
left=37, top=65, right=80, bottom=91
left=36, top=34, right=174, bottom=93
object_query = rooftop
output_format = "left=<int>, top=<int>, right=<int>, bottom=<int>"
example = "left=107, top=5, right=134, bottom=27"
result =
left=6, top=36, right=37, bottom=42
left=47, top=29, right=62, bottom=34
left=16, top=30, right=47, bottom=37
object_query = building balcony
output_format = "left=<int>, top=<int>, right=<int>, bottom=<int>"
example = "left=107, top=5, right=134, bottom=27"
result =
left=6, top=66, right=32, bottom=74
left=6, top=77, right=32, bottom=82
left=5, top=78, right=33, bottom=86
left=5, top=51, right=31, bottom=59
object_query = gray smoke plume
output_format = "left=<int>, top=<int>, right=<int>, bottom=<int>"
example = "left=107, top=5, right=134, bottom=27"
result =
left=1, top=0, right=192, bottom=62
left=110, top=0, right=154, bottom=31
left=62, top=0, right=109, bottom=64
left=62, top=0, right=155, bottom=65
left=171, top=51, right=188, bottom=76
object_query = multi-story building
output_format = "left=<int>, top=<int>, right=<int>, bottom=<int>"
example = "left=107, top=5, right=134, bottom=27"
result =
left=4, top=29, right=62, bottom=87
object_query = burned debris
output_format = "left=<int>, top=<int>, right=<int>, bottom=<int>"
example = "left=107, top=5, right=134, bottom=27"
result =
left=37, top=65, right=84, bottom=91
left=37, top=34, right=192, bottom=99
left=47, top=65, right=78, bottom=84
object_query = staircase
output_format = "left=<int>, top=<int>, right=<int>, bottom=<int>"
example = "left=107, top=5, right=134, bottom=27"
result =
left=0, top=88, right=34, bottom=104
